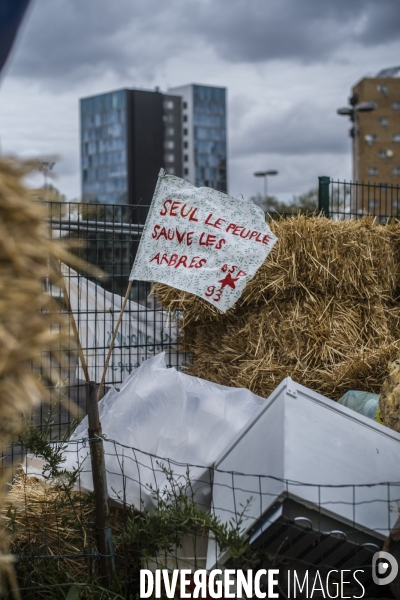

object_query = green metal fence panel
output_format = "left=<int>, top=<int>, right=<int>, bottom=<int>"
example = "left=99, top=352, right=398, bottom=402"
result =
left=318, top=176, right=330, bottom=218
left=325, top=179, right=400, bottom=221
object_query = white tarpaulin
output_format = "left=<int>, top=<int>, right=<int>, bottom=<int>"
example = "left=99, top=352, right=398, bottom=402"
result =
left=63, top=353, right=266, bottom=510
left=61, top=266, right=183, bottom=385
left=129, top=171, right=277, bottom=312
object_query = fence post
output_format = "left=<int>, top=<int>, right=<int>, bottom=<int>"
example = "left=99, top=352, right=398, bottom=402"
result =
left=86, top=381, right=116, bottom=585
left=318, top=176, right=330, bottom=218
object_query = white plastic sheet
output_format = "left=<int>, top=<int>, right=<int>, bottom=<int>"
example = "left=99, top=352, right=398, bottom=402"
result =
left=63, top=353, right=266, bottom=510
left=61, top=265, right=183, bottom=385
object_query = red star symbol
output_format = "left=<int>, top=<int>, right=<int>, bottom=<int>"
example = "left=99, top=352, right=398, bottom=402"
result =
left=218, top=272, right=240, bottom=289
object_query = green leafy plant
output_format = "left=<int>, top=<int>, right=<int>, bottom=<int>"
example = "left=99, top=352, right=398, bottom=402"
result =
left=9, top=434, right=253, bottom=599
left=18, top=407, right=80, bottom=489
left=120, top=463, right=251, bottom=567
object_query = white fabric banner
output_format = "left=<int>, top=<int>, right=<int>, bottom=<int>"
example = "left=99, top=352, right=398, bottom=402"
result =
left=129, top=172, right=277, bottom=312
left=62, top=265, right=183, bottom=385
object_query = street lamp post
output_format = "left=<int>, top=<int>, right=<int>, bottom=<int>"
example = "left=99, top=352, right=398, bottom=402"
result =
left=38, top=160, right=56, bottom=201
left=337, top=102, right=377, bottom=182
left=253, top=170, right=278, bottom=212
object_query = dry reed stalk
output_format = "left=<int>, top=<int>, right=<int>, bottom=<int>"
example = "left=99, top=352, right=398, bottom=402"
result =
left=155, top=215, right=400, bottom=402
left=0, top=157, right=84, bottom=597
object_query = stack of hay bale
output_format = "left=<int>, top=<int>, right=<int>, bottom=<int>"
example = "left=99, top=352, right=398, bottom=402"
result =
left=155, top=215, right=400, bottom=401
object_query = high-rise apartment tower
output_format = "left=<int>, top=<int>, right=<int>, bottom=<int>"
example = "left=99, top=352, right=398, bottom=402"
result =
left=80, top=88, right=182, bottom=207
left=80, top=83, right=228, bottom=210
left=168, top=84, right=227, bottom=193
left=351, top=67, right=400, bottom=186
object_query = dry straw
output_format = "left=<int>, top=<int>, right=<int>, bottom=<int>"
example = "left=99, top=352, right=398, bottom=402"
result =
left=1, top=473, right=126, bottom=593
left=0, top=157, right=81, bottom=597
left=3, top=475, right=98, bottom=582
left=155, top=215, right=400, bottom=402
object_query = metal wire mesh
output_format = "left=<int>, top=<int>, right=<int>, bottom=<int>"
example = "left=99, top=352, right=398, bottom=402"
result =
left=1, top=201, right=188, bottom=472
left=328, top=180, right=400, bottom=221
left=7, top=438, right=399, bottom=599
left=2, top=198, right=400, bottom=598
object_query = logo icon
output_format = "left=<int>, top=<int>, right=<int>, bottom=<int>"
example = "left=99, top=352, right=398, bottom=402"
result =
left=372, top=551, right=398, bottom=586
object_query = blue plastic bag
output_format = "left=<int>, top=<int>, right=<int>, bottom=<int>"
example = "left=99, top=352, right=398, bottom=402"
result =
left=337, top=390, right=381, bottom=422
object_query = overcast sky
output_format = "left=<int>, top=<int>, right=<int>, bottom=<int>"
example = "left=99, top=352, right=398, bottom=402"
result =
left=0, top=0, right=399, bottom=202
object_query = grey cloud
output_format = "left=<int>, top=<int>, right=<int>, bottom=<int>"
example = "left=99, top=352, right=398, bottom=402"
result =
left=9, top=0, right=190, bottom=84
left=188, top=0, right=400, bottom=64
left=6, top=0, right=400, bottom=87
left=13, top=0, right=134, bottom=76
left=355, top=2, right=400, bottom=47
left=230, top=101, right=349, bottom=158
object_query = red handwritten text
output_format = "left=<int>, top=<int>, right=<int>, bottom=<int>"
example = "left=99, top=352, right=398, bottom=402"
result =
left=204, top=213, right=226, bottom=229
left=149, top=252, right=207, bottom=269
left=221, top=264, right=246, bottom=277
left=205, top=286, right=223, bottom=302
left=151, top=225, right=194, bottom=245
left=225, top=222, right=272, bottom=244
left=204, top=264, right=247, bottom=302
left=199, top=233, right=226, bottom=249
left=160, top=200, right=199, bottom=222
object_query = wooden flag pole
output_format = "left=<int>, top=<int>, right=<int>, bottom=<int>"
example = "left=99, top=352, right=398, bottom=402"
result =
left=58, top=263, right=117, bottom=583
left=96, top=280, right=133, bottom=401
left=96, top=169, right=164, bottom=402
left=57, top=262, right=90, bottom=384
left=96, top=169, right=165, bottom=402
left=58, top=263, right=117, bottom=582
left=86, top=381, right=116, bottom=584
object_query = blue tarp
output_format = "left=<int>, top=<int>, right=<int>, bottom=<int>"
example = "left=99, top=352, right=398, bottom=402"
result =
left=0, top=0, right=31, bottom=74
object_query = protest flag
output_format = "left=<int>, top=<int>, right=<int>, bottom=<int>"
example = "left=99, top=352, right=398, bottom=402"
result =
left=129, top=169, right=277, bottom=313
left=97, top=170, right=277, bottom=398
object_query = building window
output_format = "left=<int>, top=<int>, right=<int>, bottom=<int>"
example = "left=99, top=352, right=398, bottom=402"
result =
left=393, top=102, right=400, bottom=110
left=164, top=140, right=175, bottom=149
left=183, top=115, right=188, bottom=122
left=377, top=84, right=388, bottom=96
left=368, top=167, right=378, bottom=175
left=184, top=167, right=189, bottom=175
left=378, top=117, right=389, bottom=127
left=165, top=153, right=175, bottom=163
left=184, top=141, right=188, bottom=148
left=184, top=154, right=189, bottom=162
left=378, top=150, right=387, bottom=158
left=167, top=167, right=175, bottom=175
left=369, top=199, right=379, bottom=209
left=393, top=167, right=400, bottom=176
left=364, top=134, right=377, bottom=145
left=163, top=100, right=174, bottom=110
left=183, top=102, right=188, bottom=109
left=166, top=127, right=174, bottom=136
left=393, top=134, right=400, bottom=143
left=163, top=114, right=174, bottom=123
left=183, top=128, right=188, bottom=136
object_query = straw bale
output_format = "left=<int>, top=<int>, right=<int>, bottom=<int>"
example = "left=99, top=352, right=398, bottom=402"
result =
left=379, top=359, right=400, bottom=433
left=1, top=474, right=128, bottom=590
left=3, top=475, right=98, bottom=581
left=155, top=215, right=400, bottom=401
